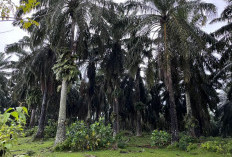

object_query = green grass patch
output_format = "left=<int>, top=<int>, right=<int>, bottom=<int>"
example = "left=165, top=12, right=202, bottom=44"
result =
left=10, top=136, right=231, bottom=157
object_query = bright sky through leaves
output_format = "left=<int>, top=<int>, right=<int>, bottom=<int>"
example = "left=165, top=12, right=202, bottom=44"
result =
left=0, top=0, right=227, bottom=53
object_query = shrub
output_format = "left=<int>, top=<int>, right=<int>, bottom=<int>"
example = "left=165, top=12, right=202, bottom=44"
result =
left=44, top=119, right=57, bottom=138
left=151, top=130, right=171, bottom=147
left=187, top=143, right=198, bottom=151
left=0, top=107, right=28, bottom=156
left=55, top=118, right=113, bottom=151
left=201, top=140, right=232, bottom=154
left=178, top=134, right=196, bottom=150
left=24, top=126, right=38, bottom=137
left=166, top=142, right=178, bottom=149
left=114, top=132, right=129, bottom=149
left=25, top=119, right=56, bottom=138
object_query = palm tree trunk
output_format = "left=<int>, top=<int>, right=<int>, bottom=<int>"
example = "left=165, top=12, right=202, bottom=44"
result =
left=86, top=99, right=91, bottom=127
left=136, top=110, right=142, bottom=136
left=163, top=22, right=179, bottom=142
left=135, top=68, right=142, bottom=136
left=165, top=61, right=179, bottom=142
left=166, top=69, right=179, bottom=142
left=185, top=90, right=192, bottom=116
left=113, top=97, right=119, bottom=137
left=184, top=57, right=196, bottom=137
left=34, top=90, right=48, bottom=139
left=55, top=79, right=67, bottom=146
left=185, top=89, right=196, bottom=137
left=29, top=108, right=36, bottom=128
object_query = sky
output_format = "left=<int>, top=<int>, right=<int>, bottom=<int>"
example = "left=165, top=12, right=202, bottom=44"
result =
left=0, top=0, right=227, bottom=53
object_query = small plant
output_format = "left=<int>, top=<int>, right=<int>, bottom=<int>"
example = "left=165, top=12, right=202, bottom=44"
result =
left=0, top=107, right=28, bottom=156
left=151, top=130, right=171, bottom=147
left=44, top=119, right=57, bottom=138
left=55, top=118, right=113, bottom=151
left=24, top=126, right=38, bottom=137
left=201, top=140, right=232, bottom=154
left=114, top=132, right=129, bottom=149
left=178, top=134, right=197, bottom=150
left=166, top=142, right=178, bottom=149
left=187, top=143, right=198, bottom=151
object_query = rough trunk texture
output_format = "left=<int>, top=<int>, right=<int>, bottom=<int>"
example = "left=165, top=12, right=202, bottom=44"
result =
left=104, top=107, right=109, bottom=126
left=55, top=80, right=67, bottom=146
left=184, top=57, right=196, bottom=137
left=166, top=66, right=179, bottom=142
left=29, top=108, right=36, bottom=128
left=163, top=23, right=179, bottom=142
left=135, top=68, right=142, bottom=136
left=34, top=91, right=48, bottom=139
left=164, top=55, right=179, bottom=142
left=185, top=90, right=191, bottom=116
left=86, top=99, right=91, bottom=126
left=113, top=97, right=119, bottom=137
left=136, top=110, right=142, bottom=136
left=185, top=90, right=196, bottom=137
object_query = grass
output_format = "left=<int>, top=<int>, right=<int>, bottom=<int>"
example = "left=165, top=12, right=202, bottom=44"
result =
left=10, top=135, right=230, bottom=157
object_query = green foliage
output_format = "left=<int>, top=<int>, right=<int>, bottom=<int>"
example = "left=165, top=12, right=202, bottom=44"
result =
left=135, top=101, right=145, bottom=111
left=166, top=142, right=178, bottom=149
left=52, top=53, right=79, bottom=83
left=55, top=118, right=113, bottom=151
left=26, top=87, right=41, bottom=109
left=19, top=0, right=40, bottom=14
left=44, top=119, right=57, bottom=139
left=25, top=120, right=56, bottom=138
left=178, top=134, right=197, bottom=150
left=114, top=132, right=129, bottom=149
left=201, top=140, right=232, bottom=154
left=0, top=107, right=28, bottom=156
left=151, top=130, right=171, bottom=147
left=183, top=115, right=198, bottom=130
left=186, top=143, right=198, bottom=151
left=24, top=126, right=38, bottom=137
left=0, top=0, right=39, bottom=28
left=0, top=0, right=14, bottom=20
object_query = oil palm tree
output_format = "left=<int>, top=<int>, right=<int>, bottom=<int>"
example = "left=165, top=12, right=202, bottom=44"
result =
left=5, top=37, right=56, bottom=139
left=125, top=0, right=216, bottom=141
left=211, top=0, right=232, bottom=136
left=29, top=0, right=118, bottom=145
left=0, top=53, right=10, bottom=111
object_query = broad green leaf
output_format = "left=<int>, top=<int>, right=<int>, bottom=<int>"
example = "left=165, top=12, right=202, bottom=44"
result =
left=5, top=108, right=13, bottom=113
left=3, top=113, right=11, bottom=124
left=11, top=111, right=19, bottom=121
left=22, top=107, right=28, bottom=115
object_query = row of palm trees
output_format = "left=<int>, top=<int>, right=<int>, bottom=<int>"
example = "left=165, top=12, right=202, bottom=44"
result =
left=1, top=0, right=231, bottom=144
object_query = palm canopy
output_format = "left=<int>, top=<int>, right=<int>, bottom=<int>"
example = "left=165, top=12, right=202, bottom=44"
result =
left=125, top=0, right=216, bottom=44
left=124, top=0, right=217, bottom=142
left=0, top=53, right=11, bottom=111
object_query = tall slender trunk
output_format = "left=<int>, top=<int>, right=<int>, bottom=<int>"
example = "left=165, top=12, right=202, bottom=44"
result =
left=34, top=106, right=39, bottom=126
left=163, top=22, right=179, bottom=142
left=184, top=55, right=196, bottom=137
left=185, top=91, right=192, bottom=116
left=113, top=97, right=119, bottom=137
left=96, top=107, right=100, bottom=121
left=55, top=79, right=68, bottom=146
left=136, top=110, right=142, bottom=136
left=135, top=68, right=142, bottom=136
left=29, top=108, right=36, bottom=128
left=185, top=87, right=196, bottom=137
left=166, top=66, right=179, bottom=142
left=86, top=99, right=91, bottom=127
left=34, top=90, right=48, bottom=139
left=104, top=104, right=109, bottom=125
left=54, top=13, right=75, bottom=146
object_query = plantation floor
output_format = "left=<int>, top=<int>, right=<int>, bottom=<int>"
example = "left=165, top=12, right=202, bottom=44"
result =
left=11, top=136, right=228, bottom=157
